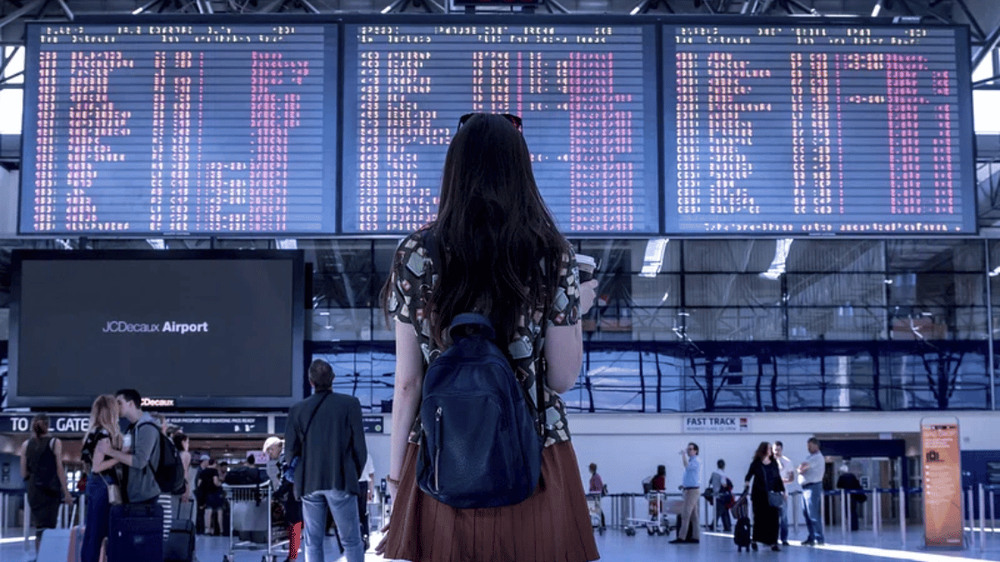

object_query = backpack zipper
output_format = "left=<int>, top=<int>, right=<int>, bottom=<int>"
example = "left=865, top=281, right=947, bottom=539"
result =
left=434, top=406, right=443, bottom=492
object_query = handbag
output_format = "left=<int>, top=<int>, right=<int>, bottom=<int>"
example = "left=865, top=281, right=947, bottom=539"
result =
left=106, top=482, right=123, bottom=505
left=767, top=490, right=784, bottom=508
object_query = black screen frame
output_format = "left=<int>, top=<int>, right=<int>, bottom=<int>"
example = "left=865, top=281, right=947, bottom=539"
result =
left=16, top=14, right=977, bottom=238
left=8, top=249, right=306, bottom=410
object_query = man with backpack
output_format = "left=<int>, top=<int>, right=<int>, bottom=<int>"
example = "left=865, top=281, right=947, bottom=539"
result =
left=99, top=388, right=168, bottom=557
left=104, top=388, right=162, bottom=505
left=708, top=459, right=733, bottom=532
left=284, top=359, right=367, bottom=562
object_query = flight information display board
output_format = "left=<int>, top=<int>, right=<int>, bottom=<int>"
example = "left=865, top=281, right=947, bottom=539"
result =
left=664, top=23, right=975, bottom=235
left=342, top=23, right=660, bottom=234
left=20, top=23, right=337, bottom=235
left=18, top=17, right=975, bottom=237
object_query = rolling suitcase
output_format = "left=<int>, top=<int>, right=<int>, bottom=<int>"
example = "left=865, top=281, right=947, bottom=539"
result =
left=674, top=514, right=696, bottom=541
left=108, top=502, right=164, bottom=560
left=37, top=503, right=84, bottom=562
left=732, top=491, right=752, bottom=552
left=165, top=501, right=196, bottom=562
left=37, top=525, right=85, bottom=562
left=733, top=515, right=752, bottom=552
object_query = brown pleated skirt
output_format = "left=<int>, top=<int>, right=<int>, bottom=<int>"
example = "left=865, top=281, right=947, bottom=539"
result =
left=381, top=441, right=600, bottom=562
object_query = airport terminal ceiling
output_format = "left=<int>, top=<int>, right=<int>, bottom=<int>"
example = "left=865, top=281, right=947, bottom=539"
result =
left=1, top=1, right=1000, bottom=362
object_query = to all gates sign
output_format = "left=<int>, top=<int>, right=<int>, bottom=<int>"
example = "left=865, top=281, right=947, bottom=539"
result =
left=2, top=414, right=90, bottom=434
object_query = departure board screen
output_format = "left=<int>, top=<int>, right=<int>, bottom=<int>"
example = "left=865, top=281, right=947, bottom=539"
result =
left=342, top=23, right=660, bottom=234
left=20, top=23, right=337, bottom=235
left=664, top=24, right=975, bottom=235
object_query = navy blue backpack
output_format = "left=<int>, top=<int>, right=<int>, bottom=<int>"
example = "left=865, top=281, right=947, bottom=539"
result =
left=417, top=313, right=543, bottom=509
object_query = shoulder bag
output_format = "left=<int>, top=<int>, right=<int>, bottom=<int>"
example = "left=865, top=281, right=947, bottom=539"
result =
left=289, top=391, right=332, bottom=485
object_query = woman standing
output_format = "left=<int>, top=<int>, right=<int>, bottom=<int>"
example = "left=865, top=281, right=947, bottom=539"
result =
left=588, top=463, right=605, bottom=495
left=19, top=413, right=73, bottom=554
left=651, top=464, right=667, bottom=492
left=744, top=441, right=786, bottom=552
left=80, top=395, right=122, bottom=562
left=171, top=433, right=192, bottom=520
left=197, top=458, right=225, bottom=535
left=378, top=113, right=600, bottom=561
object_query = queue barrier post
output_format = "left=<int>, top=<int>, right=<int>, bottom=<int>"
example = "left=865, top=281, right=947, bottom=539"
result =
left=840, top=489, right=848, bottom=538
left=979, top=484, right=987, bottom=552
left=898, top=487, right=906, bottom=547
left=962, top=487, right=976, bottom=543
left=871, top=489, right=880, bottom=537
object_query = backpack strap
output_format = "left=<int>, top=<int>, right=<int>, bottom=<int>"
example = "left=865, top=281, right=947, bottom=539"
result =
left=298, top=390, right=332, bottom=487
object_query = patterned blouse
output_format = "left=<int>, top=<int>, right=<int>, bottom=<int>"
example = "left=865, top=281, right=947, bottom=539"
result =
left=386, top=229, right=581, bottom=447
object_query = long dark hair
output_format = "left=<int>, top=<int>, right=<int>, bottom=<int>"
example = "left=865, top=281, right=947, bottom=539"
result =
left=383, top=113, right=568, bottom=348
left=31, top=413, right=49, bottom=438
left=753, top=441, right=773, bottom=463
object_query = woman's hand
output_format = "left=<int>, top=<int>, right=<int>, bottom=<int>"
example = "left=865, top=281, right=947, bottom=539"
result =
left=374, top=522, right=391, bottom=556
left=580, top=279, right=599, bottom=315
left=374, top=506, right=394, bottom=555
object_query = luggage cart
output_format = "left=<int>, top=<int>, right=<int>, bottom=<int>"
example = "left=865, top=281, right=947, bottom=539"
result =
left=586, top=493, right=606, bottom=535
left=624, top=491, right=672, bottom=536
left=222, top=481, right=278, bottom=562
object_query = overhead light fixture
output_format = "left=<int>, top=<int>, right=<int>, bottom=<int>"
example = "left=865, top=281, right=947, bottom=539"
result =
left=990, top=265, right=1000, bottom=277
left=760, top=238, right=794, bottom=280
left=146, top=239, right=165, bottom=250
left=639, top=238, right=669, bottom=278
left=276, top=239, right=298, bottom=250
left=871, top=0, right=882, bottom=17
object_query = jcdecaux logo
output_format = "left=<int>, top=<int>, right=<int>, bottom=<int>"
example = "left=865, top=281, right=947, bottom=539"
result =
left=102, top=320, right=210, bottom=334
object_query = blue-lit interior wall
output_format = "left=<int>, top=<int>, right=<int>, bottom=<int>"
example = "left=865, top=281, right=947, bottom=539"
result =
left=296, top=237, right=1000, bottom=414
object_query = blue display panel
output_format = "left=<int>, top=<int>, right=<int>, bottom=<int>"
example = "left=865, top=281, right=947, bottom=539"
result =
left=20, top=23, right=337, bottom=235
left=342, top=22, right=660, bottom=234
left=664, top=24, right=975, bottom=235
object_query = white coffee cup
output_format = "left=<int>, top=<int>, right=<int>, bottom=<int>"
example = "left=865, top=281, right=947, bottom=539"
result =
left=577, top=254, right=597, bottom=283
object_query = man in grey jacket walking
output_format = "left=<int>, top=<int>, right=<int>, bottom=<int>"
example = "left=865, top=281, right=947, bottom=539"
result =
left=285, top=359, right=367, bottom=562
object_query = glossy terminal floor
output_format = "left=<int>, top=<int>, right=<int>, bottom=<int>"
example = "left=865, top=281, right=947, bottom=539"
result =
left=3, top=525, right=1000, bottom=562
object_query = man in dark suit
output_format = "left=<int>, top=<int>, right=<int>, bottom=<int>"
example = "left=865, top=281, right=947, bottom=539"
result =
left=285, top=359, right=367, bottom=562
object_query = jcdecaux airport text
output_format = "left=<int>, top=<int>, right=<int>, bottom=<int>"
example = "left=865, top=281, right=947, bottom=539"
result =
left=102, top=320, right=210, bottom=334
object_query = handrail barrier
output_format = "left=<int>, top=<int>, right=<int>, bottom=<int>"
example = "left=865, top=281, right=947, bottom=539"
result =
left=964, top=484, right=996, bottom=552
left=605, top=493, right=643, bottom=530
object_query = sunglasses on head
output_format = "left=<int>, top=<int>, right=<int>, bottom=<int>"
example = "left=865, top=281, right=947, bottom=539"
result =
left=457, top=112, right=523, bottom=132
